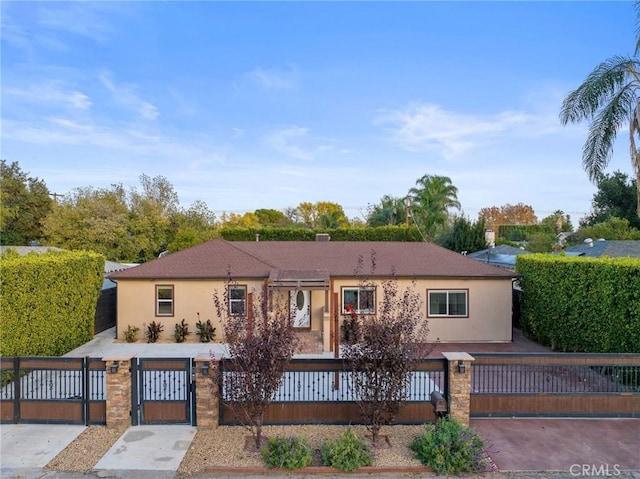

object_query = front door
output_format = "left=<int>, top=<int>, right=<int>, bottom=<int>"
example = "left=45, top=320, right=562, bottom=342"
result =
left=290, top=290, right=311, bottom=329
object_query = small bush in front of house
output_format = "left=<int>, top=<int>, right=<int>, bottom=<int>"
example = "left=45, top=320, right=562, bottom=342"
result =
left=195, top=318, right=216, bottom=343
left=124, top=325, right=140, bottom=343
left=321, top=428, right=373, bottom=472
left=174, top=319, right=190, bottom=343
left=260, top=436, right=313, bottom=470
left=145, top=321, right=164, bottom=343
left=409, top=417, right=490, bottom=475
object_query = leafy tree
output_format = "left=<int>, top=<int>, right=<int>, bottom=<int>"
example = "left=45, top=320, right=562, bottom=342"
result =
left=366, top=195, right=408, bottom=227
left=540, top=210, right=574, bottom=234
left=0, top=160, right=52, bottom=245
left=570, top=217, right=640, bottom=244
left=219, top=211, right=260, bottom=228
left=343, top=254, right=433, bottom=445
left=128, top=174, right=179, bottom=260
left=166, top=200, right=217, bottom=253
left=408, top=174, right=461, bottom=239
left=293, top=201, right=348, bottom=228
left=254, top=208, right=290, bottom=226
left=316, top=201, right=349, bottom=227
left=559, top=1, right=640, bottom=217
left=478, top=203, right=538, bottom=234
left=436, top=216, right=488, bottom=253
left=526, top=232, right=558, bottom=253
left=581, top=171, right=640, bottom=229
left=213, top=282, right=298, bottom=449
left=43, top=185, right=138, bottom=261
left=43, top=175, right=182, bottom=262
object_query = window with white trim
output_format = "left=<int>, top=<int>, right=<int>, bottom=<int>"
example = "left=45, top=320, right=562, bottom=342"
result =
left=428, top=290, right=468, bottom=317
left=342, top=287, right=376, bottom=314
left=229, top=285, right=247, bottom=316
left=156, top=285, right=174, bottom=316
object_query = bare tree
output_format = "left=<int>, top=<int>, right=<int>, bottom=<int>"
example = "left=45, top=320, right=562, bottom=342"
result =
left=213, top=280, right=298, bottom=449
left=343, top=253, right=434, bottom=445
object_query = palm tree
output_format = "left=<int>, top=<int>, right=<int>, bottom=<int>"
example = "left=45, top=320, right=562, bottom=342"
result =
left=408, top=174, right=461, bottom=238
left=559, top=2, right=640, bottom=217
left=366, top=195, right=407, bottom=227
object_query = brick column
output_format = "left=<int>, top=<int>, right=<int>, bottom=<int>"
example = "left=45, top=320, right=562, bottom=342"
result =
left=194, top=355, right=219, bottom=429
left=103, top=356, right=134, bottom=428
left=442, top=352, right=475, bottom=427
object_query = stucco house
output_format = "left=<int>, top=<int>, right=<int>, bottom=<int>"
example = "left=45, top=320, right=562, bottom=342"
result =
left=109, top=237, right=519, bottom=353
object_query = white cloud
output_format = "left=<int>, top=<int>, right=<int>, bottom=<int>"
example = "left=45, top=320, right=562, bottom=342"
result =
left=376, top=102, right=537, bottom=158
left=99, top=72, right=159, bottom=120
left=231, top=128, right=245, bottom=140
left=37, top=3, right=116, bottom=43
left=264, top=126, right=316, bottom=161
left=4, top=83, right=92, bottom=110
left=247, top=66, right=298, bottom=90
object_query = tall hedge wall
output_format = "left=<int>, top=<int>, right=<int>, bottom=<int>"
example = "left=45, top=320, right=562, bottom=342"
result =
left=516, top=254, right=640, bottom=353
left=0, top=250, right=105, bottom=356
left=219, top=225, right=424, bottom=242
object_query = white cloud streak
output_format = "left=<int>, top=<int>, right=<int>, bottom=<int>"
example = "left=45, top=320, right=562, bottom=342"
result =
left=4, top=83, right=92, bottom=110
left=99, top=72, right=159, bottom=120
left=376, top=102, right=545, bottom=158
left=247, top=66, right=299, bottom=90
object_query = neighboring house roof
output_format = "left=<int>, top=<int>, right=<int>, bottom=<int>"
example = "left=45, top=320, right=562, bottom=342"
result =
left=109, top=238, right=518, bottom=281
left=564, top=240, right=640, bottom=258
left=103, top=260, right=138, bottom=289
left=467, top=244, right=532, bottom=269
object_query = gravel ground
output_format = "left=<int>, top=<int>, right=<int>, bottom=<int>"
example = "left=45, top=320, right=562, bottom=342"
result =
left=178, top=424, right=431, bottom=474
left=44, top=426, right=127, bottom=472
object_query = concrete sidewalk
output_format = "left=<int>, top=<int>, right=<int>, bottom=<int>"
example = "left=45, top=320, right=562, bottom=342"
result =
left=0, top=424, right=195, bottom=479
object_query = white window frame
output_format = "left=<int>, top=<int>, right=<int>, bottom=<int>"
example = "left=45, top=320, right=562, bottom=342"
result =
left=427, top=289, right=468, bottom=318
left=228, top=285, right=247, bottom=317
left=156, top=285, right=174, bottom=316
left=342, top=286, right=376, bottom=314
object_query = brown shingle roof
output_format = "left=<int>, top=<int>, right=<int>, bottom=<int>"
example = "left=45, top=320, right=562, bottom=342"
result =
left=109, top=238, right=517, bottom=280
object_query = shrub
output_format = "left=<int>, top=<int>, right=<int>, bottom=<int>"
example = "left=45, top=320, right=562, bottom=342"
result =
left=124, top=325, right=140, bottom=343
left=409, top=417, right=489, bottom=475
left=321, top=428, right=373, bottom=472
left=174, top=319, right=190, bottom=343
left=260, top=436, right=313, bottom=470
left=145, top=321, right=164, bottom=343
left=195, top=316, right=216, bottom=343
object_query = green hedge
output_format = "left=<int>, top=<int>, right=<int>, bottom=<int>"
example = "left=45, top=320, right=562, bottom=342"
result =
left=219, top=226, right=424, bottom=242
left=0, top=250, right=105, bottom=356
left=498, top=224, right=555, bottom=241
left=516, top=254, right=640, bottom=353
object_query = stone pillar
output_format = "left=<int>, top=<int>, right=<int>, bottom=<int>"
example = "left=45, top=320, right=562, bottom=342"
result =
left=194, top=355, right=219, bottom=429
left=442, top=352, right=475, bottom=427
left=103, top=356, right=134, bottom=428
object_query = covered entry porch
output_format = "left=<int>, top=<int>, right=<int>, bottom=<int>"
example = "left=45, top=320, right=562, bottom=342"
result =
left=267, top=268, right=338, bottom=355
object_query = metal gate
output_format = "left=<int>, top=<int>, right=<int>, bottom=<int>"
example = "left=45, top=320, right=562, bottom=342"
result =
left=131, top=358, right=195, bottom=425
left=0, top=357, right=106, bottom=425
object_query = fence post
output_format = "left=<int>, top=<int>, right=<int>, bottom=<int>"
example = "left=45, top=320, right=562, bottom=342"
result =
left=103, top=355, right=134, bottom=428
left=442, top=352, right=474, bottom=427
left=194, top=355, right=219, bottom=429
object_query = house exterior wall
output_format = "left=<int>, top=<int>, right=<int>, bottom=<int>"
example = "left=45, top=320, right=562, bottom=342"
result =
left=115, top=279, right=326, bottom=342
left=332, top=277, right=512, bottom=343
left=115, top=277, right=512, bottom=344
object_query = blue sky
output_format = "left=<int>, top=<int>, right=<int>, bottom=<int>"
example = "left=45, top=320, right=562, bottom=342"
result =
left=1, top=1, right=636, bottom=224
